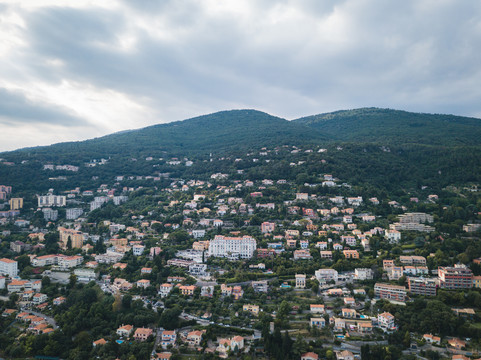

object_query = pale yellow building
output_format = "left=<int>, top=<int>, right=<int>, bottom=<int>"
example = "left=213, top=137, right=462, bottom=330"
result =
left=9, top=198, right=23, bottom=210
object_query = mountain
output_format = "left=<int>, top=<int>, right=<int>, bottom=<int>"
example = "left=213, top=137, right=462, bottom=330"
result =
left=1, top=108, right=481, bottom=193
left=5, top=110, right=326, bottom=162
left=294, top=107, right=481, bottom=146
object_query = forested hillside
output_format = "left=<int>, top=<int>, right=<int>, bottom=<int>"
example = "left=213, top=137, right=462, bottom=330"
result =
left=295, top=107, right=481, bottom=146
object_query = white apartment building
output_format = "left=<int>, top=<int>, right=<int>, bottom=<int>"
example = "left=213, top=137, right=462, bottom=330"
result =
left=385, top=230, right=401, bottom=243
left=208, top=235, right=257, bottom=259
left=354, top=268, right=373, bottom=281
left=0, top=258, right=18, bottom=277
left=133, top=245, right=145, bottom=256
left=38, top=195, right=66, bottom=207
left=315, top=268, right=338, bottom=283
left=66, top=208, right=84, bottom=220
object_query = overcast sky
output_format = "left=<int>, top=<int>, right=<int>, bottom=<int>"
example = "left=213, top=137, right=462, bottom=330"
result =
left=1, top=0, right=480, bottom=152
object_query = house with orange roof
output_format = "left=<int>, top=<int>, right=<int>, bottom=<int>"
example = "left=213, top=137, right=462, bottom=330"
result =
left=343, top=250, right=359, bottom=259
left=423, top=334, right=441, bottom=345
left=448, top=338, right=466, bottom=350
left=159, top=283, right=173, bottom=297
left=32, top=293, right=47, bottom=304
left=186, top=330, right=205, bottom=346
left=136, top=279, right=151, bottom=288
left=113, top=262, right=127, bottom=269
left=179, top=285, right=196, bottom=296
left=310, top=304, right=325, bottom=314
left=93, top=338, right=107, bottom=346
left=134, top=327, right=153, bottom=342
left=116, top=324, right=134, bottom=337
left=53, top=296, right=66, bottom=305
left=154, top=353, right=172, bottom=360
left=301, top=352, right=319, bottom=360
left=160, top=330, right=176, bottom=348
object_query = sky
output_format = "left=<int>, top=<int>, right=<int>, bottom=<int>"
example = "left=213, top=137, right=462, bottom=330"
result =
left=1, top=0, right=481, bottom=152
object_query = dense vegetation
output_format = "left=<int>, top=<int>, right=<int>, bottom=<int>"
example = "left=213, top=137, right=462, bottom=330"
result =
left=295, top=107, right=481, bottom=146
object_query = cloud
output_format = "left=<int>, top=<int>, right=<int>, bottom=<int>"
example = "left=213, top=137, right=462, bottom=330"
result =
left=0, top=87, right=86, bottom=126
left=0, top=0, right=481, bottom=151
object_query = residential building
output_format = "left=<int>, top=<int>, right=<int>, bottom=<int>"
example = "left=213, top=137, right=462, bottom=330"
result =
left=354, top=268, right=373, bottom=281
left=243, top=304, right=259, bottom=316
left=408, top=277, right=438, bottom=296
left=179, top=285, right=196, bottom=296
left=159, top=283, right=173, bottom=297
left=387, top=266, right=404, bottom=281
left=378, top=312, right=395, bottom=330
left=74, top=268, right=96, bottom=282
left=438, top=265, right=473, bottom=289
left=0, top=258, right=18, bottom=277
left=385, top=230, right=401, bottom=243
left=336, top=350, right=354, bottom=360
left=133, top=244, right=145, bottom=256
left=423, top=334, right=441, bottom=345
left=310, top=317, right=325, bottom=328
left=208, top=235, right=257, bottom=259
left=58, top=227, right=84, bottom=249
left=261, top=222, right=275, bottom=233
left=343, top=250, right=359, bottom=259
left=301, top=352, right=319, bottom=360
left=310, top=304, right=325, bottom=314
left=293, top=249, right=312, bottom=260
left=186, top=330, right=204, bottom=346
left=37, top=194, right=66, bottom=207
left=374, top=283, right=407, bottom=301
left=315, top=268, right=338, bottom=283
left=160, top=330, right=176, bottom=348
left=134, top=327, right=153, bottom=342
left=116, top=324, right=134, bottom=337
left=296, top=274, right=306, bottom=288
left=66, top=208, right=84, bottom=220
left=9, top=198, right=23, bottom=210
left=42, top=208, right=58, bottom=221
left=342, top=308, right=357, bottom=318
left=252, top=280, right=268, bottom=293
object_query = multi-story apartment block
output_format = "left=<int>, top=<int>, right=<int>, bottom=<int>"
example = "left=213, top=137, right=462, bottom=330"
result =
left=9, top=198, right=23, bottom=210
left=390, top=222, right=434, bottom=232
left=438, top=265, right=473, bottom=289
left=408, top=277, right=438, bottom=296
left=398, top=212, right=433, bottom=224
left=399, top=256, right=427, bottom=266
left=354, top=268, right=373, bottom=281
left=252, top=280, right=269, bottom=293
left=0, top=258, right=18, bottom=277
left=374, top=283, right=407, bottom=301
left=38, top=194, right=66, bottom=207
left=208, top=235, right=256, bottom=259
left=66, top=208, right=84, bottom=220
left=315, top=268, right=338, bottom=283
left=58, top=227, right=84, bottom=249
left=378, top=312, right=395, bottom=330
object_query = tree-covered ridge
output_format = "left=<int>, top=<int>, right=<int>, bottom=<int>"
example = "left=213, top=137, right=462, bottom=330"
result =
left=294, top=107, right=481, bottom=146
left=4, top=109, right=325, bottom=162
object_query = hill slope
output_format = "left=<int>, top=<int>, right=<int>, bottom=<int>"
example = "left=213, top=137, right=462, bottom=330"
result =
left=6, top=110, right=326, bottom=162
left=294, top=107, right=481, bottom=146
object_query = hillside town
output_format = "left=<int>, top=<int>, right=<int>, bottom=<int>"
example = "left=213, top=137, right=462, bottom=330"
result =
left=0, top=145, right=481, bottom=360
